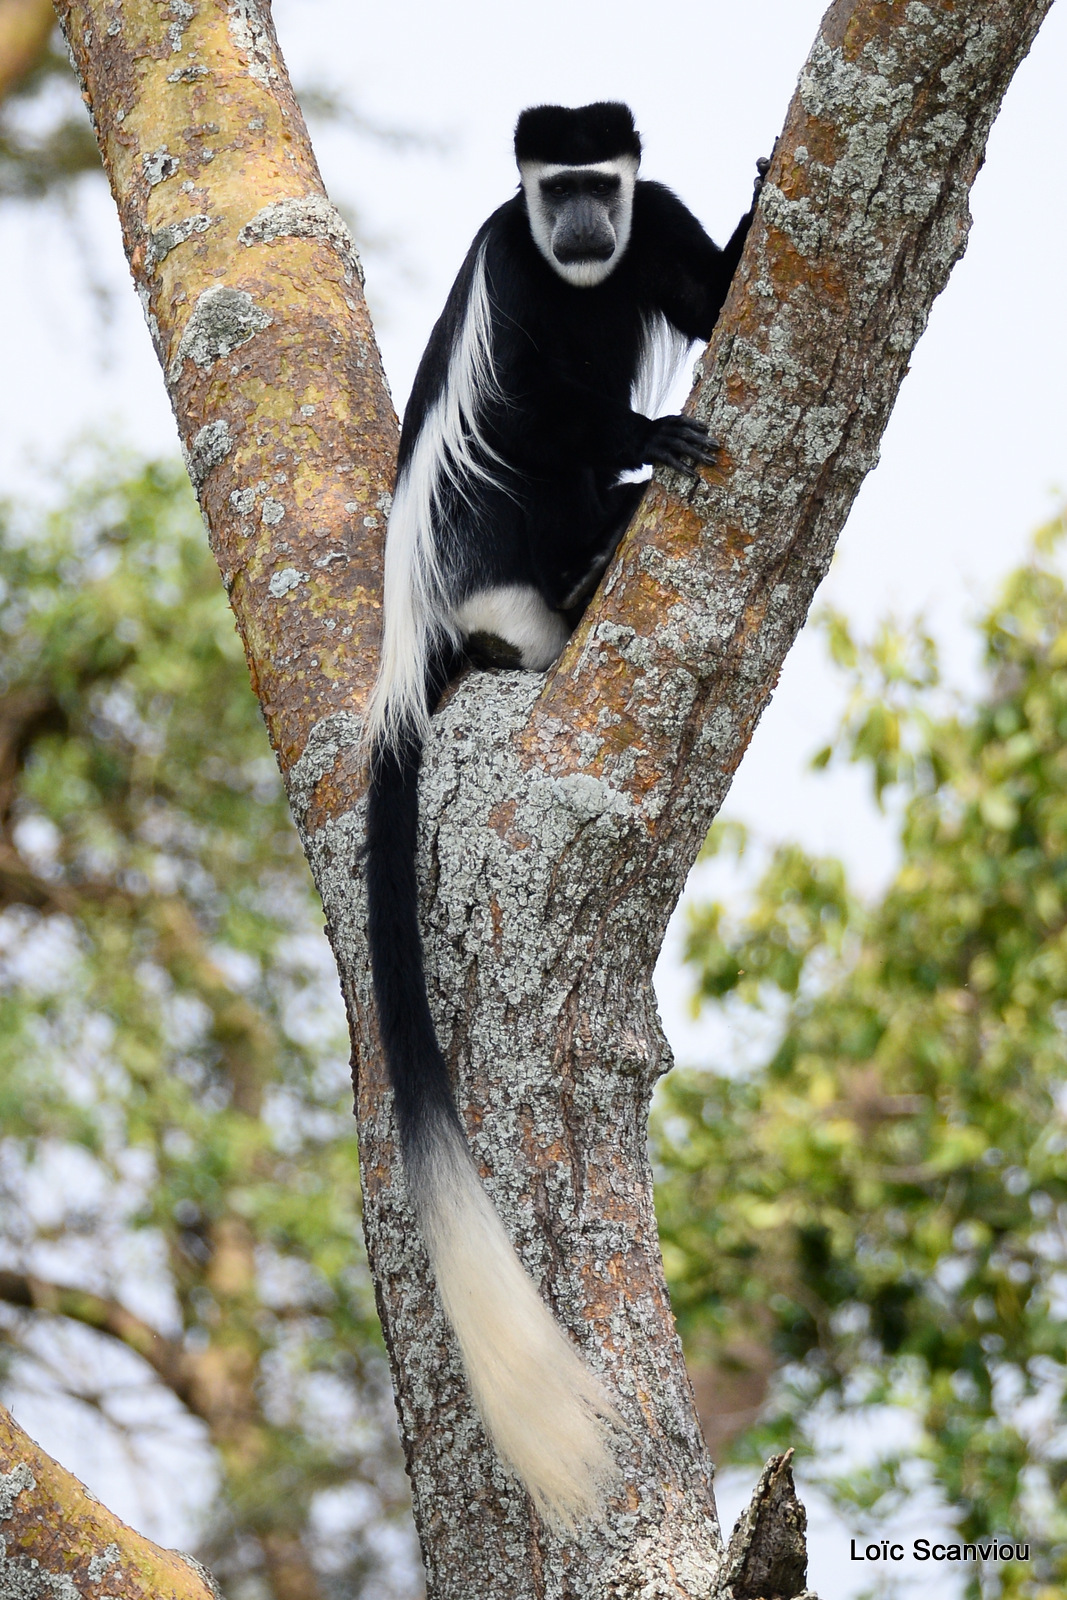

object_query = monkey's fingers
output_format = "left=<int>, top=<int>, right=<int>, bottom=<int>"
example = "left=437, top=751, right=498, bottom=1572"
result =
left=650, top=417, right=721, bottom=468
left=656, top=416, right=720, bottom=447
left=680, top=436, right=722, bottom=466
left=650, top=451, right=697, bottom=476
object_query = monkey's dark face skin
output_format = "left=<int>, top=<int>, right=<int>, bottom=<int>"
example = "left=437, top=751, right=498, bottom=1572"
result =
left=520, top=156, right=638, bottom=287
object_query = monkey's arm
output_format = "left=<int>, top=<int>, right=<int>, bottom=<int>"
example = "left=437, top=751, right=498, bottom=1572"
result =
left=716, top=156, right=770, bottom=284
left=504, top=359, right=717, bottom=479
left=636, top=164, right=766, bottom=342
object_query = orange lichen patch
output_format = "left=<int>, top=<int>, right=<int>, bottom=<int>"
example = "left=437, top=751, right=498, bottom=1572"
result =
left=638, top=492, right=707, bottom=561
left=581, top=1276, right=630, bottom=1327
left=302, top=744, right=367, bottom=836
left=0, top=1403, right=217, bottom=1598
left=837, top=1, right=910, bottom=58
left=756, top=224, right=842, bottom=301
left=717, top=522, right=759, bottom=561
left=488, top=797, right=516, bottom=835
left=789, top=114, right=848, bottom=179
left=519, top=1122, right=568, bottom=1174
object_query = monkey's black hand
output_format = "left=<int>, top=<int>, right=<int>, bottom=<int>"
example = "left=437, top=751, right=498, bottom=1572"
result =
left=644, top=415, right=721, bottom=477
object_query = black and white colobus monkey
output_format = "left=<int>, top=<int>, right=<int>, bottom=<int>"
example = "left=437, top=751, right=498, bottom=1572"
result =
left=365, top=103, right=764, bottom=1523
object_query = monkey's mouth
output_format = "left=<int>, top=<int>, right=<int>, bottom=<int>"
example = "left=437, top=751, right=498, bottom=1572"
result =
left=552, top=237, right=616, bottom=265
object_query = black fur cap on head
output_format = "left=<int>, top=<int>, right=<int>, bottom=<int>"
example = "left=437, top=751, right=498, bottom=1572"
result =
left=514, top=102, right=642, bottom=167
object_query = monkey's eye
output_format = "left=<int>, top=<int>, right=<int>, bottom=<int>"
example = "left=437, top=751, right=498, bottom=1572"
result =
left=546, top=183, right=569, bottom=198
left=590, top=181, right=613, bottom=196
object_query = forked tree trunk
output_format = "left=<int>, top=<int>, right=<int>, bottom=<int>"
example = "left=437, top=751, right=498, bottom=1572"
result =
left=0, top=1, right=1052, bottom=1596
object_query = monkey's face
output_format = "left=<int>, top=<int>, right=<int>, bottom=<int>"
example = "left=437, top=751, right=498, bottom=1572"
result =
left=520, top=157, right=637, bottom=287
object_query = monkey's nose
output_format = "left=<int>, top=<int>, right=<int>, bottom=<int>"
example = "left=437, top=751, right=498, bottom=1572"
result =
left=553, top=227, right=615, bottom=264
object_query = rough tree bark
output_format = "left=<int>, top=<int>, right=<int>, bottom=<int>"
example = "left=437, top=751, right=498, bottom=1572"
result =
left=0, top=0, right=1050, bottom=1596
left=0, top=1402, right=221, bottom=1600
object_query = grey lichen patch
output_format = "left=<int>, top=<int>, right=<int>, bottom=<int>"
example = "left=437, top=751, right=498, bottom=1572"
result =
left=227, top=0, right=276, bottom=89
left=603, top=1532, right=719, bottom=1600
left=799, top=403, right=846, bottom=468
left=167, top=0, right=194, bottom=53
left=801, top=34, right=914, bottom=128
left=268, top=567, right=308, bottom=598
left=167, top=63, right=208, bottom=82
left=142, top=148, right=180, bottom=187
left=168, top=286, right=273, bottom=382
left=260, top=497, right=285, bottom=526
left=0, top=1537, right=84, bottom=1600
left=547, top=773, right=632, bottom=825
left=758, top=182, right=824, bottom=259
left=230, top=484, right=263, bottom=515
left=185, top=420, right=233, bottom=487
left=171, top=1552, right=224, bottom=1600
left=0, top=1463, right=34, bottom=1520
left=286, top=711, right=364, bottom=827
left=591, top=622, right=655, bottom=674
left=145, top=214, right=212, bottom=272
left=238, top=196, right=365, bottom=286
left=85, top=1547, right=120, bottom=1585
left=135, top=287, right=165, bottom=360
left=939, top=20, right=1003, bottom=96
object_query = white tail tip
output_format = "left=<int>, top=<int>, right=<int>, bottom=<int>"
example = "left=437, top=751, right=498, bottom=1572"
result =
left=411, top=1118, right=622, bottom=1525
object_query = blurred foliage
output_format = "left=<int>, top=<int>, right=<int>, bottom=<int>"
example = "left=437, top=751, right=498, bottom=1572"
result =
left=0, top=462, right=416, bottom=1600
left=655, top=517, right=1067, bottom=1600
left=0, top=13, right=101, bottom=200
left=0, top=10, right=424, bottom=212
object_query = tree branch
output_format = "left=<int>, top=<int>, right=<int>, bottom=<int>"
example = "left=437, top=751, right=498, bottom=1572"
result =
left=0, top=687, right=65, bottom=832
left=535, top=0, right=1053, bottom=863
left=53, top=0, right=394, bottom=783
left=0, top=1270, right=194, bottom=1410
left=0, top=1400, right=222, bottom=1599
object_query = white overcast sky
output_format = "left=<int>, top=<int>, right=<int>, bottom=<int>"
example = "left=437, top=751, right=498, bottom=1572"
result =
left=0, top=3, right=1064, bottom=1590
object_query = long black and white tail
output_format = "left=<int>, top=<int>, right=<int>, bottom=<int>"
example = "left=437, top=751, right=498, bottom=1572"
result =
left=365, top=711, right=619, bottom=1524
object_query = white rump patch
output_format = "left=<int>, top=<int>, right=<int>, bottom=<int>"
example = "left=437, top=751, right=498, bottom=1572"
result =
left=414, top=1117, right=621, bottom=1525
left=453, top=584, right=570, bottom=670
left=366, top=242, right=509, bottom=751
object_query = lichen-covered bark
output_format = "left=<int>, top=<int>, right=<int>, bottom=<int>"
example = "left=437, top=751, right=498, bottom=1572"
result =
left=0, top=1403, right=220, bottom=1599
left=44, top=1, right=1053, bottom=1598
left=53, top=0, right=395, bottom=782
